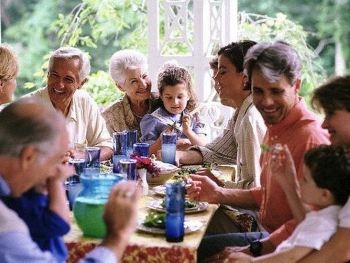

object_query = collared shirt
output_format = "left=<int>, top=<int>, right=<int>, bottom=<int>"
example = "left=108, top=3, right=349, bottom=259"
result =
left=102, top=94, right=161, bottom=139
left=276, top=205, right=341, bottom=252
left=28, top=87, right=113, bottom=149
left=227, top=95, right=266, bottom=188
left=0, top=176, right=117, bottom=263
left=140, top=107, right=206, bottom=145
left=192, top=95, right=266, bottom=189
left=339, top=197, right=350, bottom=228
left=249, top=98, right=330, bottom=246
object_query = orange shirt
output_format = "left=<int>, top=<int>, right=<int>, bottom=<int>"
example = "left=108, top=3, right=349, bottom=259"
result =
left=250, top=98, right=330, bottom=246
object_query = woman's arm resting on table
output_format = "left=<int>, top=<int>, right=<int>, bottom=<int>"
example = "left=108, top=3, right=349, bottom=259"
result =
left=176, top=149, right=203, bottom=166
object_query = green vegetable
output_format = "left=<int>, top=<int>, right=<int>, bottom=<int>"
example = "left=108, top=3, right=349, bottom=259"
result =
left=143, top=211, right=166, bottom=229
left=160, top=198, right=197, bottom=209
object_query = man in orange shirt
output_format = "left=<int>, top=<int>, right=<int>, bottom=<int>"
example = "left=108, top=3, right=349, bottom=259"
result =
left=186, top=41, right=329, bottom=261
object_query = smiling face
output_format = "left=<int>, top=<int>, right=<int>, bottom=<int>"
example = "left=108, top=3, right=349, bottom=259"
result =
left=161, top=83, right=189, bottom=115
left=321, top=109, right=350, bottom=145
left=47, top=58, right=84, bottom=111
left=217, top=55, right=245, bottom=108
left=118, top=66, right=151, bottom=102
left=251, top=70, right=300, bottom=125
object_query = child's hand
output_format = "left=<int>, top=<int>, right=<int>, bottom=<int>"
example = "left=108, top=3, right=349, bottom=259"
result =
left=269, top=144, right=299, bottom=192
left=181, top=114, right=191, bottom=134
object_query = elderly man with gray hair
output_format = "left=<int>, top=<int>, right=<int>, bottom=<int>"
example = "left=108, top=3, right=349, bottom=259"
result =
left=28, top=46, right=113, bottom=161
left=0, top=97, right=140, bottom=262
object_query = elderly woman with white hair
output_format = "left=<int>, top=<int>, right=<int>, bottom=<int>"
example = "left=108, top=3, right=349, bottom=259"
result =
left=102, top=49, right=161, bottom=137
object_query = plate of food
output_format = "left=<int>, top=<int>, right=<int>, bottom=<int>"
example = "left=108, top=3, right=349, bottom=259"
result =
left=147, top=199, right=209, bottom=214
left=137, top=211, right=203, bottom=234
left=152, top=185, right=166, bottom=196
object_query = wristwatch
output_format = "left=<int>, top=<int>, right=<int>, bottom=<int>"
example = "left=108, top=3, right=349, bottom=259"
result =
left=249, top=240, right=262, bottom=257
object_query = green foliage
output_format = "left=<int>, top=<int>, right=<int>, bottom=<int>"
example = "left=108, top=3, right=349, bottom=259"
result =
left=238, top=12, right=326, bottom=102
left=83, top=71, right=123, bottom=107
left=47, top=0, right=147, bottom=104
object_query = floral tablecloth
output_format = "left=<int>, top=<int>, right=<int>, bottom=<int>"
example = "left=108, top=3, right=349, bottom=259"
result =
left=65, top=197, right=218, bottom=263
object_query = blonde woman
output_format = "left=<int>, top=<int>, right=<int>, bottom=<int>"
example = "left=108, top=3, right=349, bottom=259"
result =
left=0, top=43, right=18, bottom=106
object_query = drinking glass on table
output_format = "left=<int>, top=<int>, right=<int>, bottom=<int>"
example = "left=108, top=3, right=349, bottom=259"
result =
left=66, top=158, right=86, bottom=210
left=161, top=131, right=177, bottom=165
left=133, top=142, right=150, bottom=157
left=85, top=147, right=101, bottom=169
left=127, top=130, right=138, bottom=157
left=119, top=159, right=137, bottom=180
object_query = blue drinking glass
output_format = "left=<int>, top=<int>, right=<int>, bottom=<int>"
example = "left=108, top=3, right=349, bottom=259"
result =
left=119, top=159, right=137, bottom=180
left=85, top=147, right=101, bottom=169
left=113, top=131, right=128, bottom=156
left=165, top=182, right=185, bottom=242
left=127, top=130, right=138, bottom=157
left=133, top=142, right=150, bottom=157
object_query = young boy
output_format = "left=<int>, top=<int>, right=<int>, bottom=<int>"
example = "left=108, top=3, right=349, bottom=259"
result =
left=225, top=144, right=350, bottom=262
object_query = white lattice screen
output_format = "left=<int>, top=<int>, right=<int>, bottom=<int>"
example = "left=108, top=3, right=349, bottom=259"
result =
left=147, top=0, right=237, bottom=140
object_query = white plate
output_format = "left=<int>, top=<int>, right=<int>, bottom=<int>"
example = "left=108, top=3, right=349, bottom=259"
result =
left=148, top=199, right=209, bottom=214
left=137, top=219, right=203, bottom=235
left=152, top=185, right=166, bottom=196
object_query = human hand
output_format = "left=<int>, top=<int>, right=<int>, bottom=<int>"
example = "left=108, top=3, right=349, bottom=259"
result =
left=176, top=138, right=192, bottom=150
left=181, top=114, right=191, bottom=133
left=53, top=162, right=75, bottom=182
left=103, top=181, right=140, bottom=238
left=186, top=174, right=220, bottom=203
left=269, top=144, right=299, bottom=193
left=196, top=167, right=223, bottom=186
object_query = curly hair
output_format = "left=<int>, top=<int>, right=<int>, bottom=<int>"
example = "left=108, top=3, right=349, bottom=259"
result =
left=157, top=64, right=197, bottom=112
left=304, top=144, right=350, bottom=205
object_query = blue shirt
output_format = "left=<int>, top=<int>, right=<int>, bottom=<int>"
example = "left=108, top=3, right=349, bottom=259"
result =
left=3, top=189, right=70, bottom=262
left=0, top=176, right=118, bottom=263
left=140, top=107, right=206, bottom=144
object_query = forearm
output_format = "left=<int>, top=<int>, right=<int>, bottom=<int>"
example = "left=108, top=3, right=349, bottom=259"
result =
left=177, top=150, right=203, bottom=165
left=150, top=138, right=162, bottom=155
left=218, top=188, right=258, bottom=209
left=300, top=227, right=350, bottom=263
left=100, top=232, right=130, bottom=262
left=47, top=179, right=70, bottom=223
left=100, top=146, right=113, bottom=161
left=253, top=246, right=312, bottom=262
left=283, top=187, right=306, bottom=223
left=183, top=128, right=207, bottom=146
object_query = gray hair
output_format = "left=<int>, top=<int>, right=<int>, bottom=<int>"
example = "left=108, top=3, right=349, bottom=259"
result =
left=0, top=97, right=65, bottom=157
left=109, top=49, right=148, bottom=85
left=244, top=40, right=301, bottom=86
left=48, top=46, right=91, bottom=81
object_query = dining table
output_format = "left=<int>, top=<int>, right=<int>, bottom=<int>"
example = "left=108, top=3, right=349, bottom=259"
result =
left=64, top=164, right=236, bottom=263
